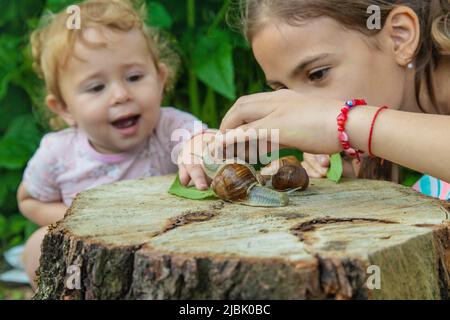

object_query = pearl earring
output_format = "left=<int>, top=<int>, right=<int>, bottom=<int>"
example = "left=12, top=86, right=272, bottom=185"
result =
left=407, top=62, right=414, bottom=69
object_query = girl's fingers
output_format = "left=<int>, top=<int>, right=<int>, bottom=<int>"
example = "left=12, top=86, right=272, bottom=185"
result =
left=221, top=117, right=274, bottom=147
left=220, top=97, right=277, bottom=132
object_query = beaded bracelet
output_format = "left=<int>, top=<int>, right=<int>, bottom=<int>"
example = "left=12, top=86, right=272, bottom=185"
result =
left=337, top=99, right=367, bottom=162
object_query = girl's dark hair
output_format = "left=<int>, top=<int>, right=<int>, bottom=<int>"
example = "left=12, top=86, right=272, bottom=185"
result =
left=236, top=0, right=450, bottom=182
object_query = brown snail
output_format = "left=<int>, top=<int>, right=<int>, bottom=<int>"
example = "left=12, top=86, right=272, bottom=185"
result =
left=203, top=147, right=288, bottom=207
left=272, top=165, right=309, bottom=192
left=263, top=156, right=309, bottom=192
left=211, top=164, right=258, bottom=202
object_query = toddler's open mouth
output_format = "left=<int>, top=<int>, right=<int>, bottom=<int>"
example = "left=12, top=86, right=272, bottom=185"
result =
left=111, top=115, right=141, bottom=136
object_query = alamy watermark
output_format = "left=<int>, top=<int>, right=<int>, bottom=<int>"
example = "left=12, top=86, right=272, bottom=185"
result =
left=367, top=265, right=381, bottom=290
left=367, top=5, right=382, bottom=30
left=66, top=5, right=81, bottom=30
left=65, top=264, right=81, bottom=290
left=170, top=121, right=280, bottom=167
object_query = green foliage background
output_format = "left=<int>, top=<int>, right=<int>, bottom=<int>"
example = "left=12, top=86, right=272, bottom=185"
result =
left=0, top=0, right=266, bottom=255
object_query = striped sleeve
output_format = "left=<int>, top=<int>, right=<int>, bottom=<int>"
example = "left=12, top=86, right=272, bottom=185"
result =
left=413, top=175, right=450, bottom=201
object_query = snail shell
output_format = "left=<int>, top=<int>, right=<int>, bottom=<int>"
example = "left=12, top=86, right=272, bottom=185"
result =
left=261, top=156, right=302, bottom=178
left=272, top=164, right=309, bottom=192
left=211, top=164, right=258, bottom=201
left=211, top=163, right=288, bottom=207
left=262, top=156, right=309, bottom=192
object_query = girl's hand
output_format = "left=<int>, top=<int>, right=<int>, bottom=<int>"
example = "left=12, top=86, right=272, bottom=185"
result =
left=220, top=89, right=343, bottom=155
left=302, top=153, right=330, bottom=178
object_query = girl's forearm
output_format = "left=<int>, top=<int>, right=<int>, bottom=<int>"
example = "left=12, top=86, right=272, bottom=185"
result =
left=346, top=107, right=450, bottom=182
left=20, top=199, right=68, bottom=226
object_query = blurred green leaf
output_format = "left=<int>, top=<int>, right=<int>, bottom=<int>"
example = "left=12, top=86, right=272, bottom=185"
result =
left=10, top=290, right=25, bottom=300
left=0, top=138, right=33, bottom=170
left=202, top=87, right=219, bottom=128
left=4, top=114, right=41, bottom=146
left=25, top=220, right=38, bottom=239
left=327, top=153, right=343, bottom=183
left=44, top=0, right=76, bottom=12
left=0, top=170, right=22, bottom=207
left=0, top=1, right=45, bottom=33
left=0, top=115, right=40, bottom=170
left=193, top=30, right=236, bottom=100
left=147, top=2, right=173, bottom=29
left=401, top=168, right=422, bottom=187
left=0, top=86, right=31, bottom=131
left=7, top=214, right=27, bottom=235
left=168, top=175, right=216, bottom=200
left=0, top=215, right=7, bottom=236
left=8, top=235, right=23, bottom=248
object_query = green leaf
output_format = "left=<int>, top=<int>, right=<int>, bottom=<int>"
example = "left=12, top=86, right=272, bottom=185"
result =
left=0, top=215, right=7, bottom=236
left=168, top=175, right=216, bottom=200
left=7, top=214, right=27, bottom=235
left=0, top=138, right=33, bottom=170
left=147, top=2, right=173, bottom=29
left=0, top=114, right=42, bottom=169
left=327, top=153, right=343, bottom=183
left=0, top=1, right=45, bottom=34
left=401, top=168, right=422, bottom=187
left=44, top=0, right=75, bottom=12
left=202, top=87, right=219, bottom=128
left=4, top=114, right=41, bottom=147
left=25, top=220, right=39, bottom=239
left=0, top=170, right=22, bottom=207
left=8, top=235, right=24, bottom=248
left=0, top=86, right=31, bottom=131
left=192, top=30, right=236, bottom=100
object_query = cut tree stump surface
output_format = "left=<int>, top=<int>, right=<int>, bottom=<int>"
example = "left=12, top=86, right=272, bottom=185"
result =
left=35, top=175, right=450, bottom=300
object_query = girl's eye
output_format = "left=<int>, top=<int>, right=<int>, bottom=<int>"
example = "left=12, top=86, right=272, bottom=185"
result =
left=87, top=84, right=105, bottom=93
left=308, top=67, right=330, bottom=82
left=128, top=74, right=143, bottom=82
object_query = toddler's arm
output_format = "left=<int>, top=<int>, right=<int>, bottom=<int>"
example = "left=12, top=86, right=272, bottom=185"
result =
left=17, top=182, right=68, bottom=227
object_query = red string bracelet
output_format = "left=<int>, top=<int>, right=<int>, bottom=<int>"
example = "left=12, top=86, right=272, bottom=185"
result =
left=368, top=106, right=388, bottom=158
left=337, top=99, right=367, bottom=162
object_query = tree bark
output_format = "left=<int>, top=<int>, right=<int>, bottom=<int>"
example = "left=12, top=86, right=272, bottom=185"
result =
left=34, top=176, right=450, bottom=300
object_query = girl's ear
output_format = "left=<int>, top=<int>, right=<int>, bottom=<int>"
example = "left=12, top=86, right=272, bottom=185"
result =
left=383, top=6, right=421, bottom=66
left=157, top=63, right=169, bottom=93
left=46, top=94, right=77, bottom=127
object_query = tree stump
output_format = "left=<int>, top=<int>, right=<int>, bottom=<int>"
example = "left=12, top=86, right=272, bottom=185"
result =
left=34, top=175, right=450, bottom=300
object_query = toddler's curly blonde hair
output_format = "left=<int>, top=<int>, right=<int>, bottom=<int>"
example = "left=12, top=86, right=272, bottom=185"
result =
left=30, top=0, right=179, bottom=130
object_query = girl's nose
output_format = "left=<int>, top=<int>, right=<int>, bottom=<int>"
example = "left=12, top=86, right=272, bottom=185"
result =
left=111, top=83, right=131, bottom=105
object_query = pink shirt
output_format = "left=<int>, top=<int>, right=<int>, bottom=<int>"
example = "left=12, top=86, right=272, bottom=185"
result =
left=23, top=107, right=203, bottom=207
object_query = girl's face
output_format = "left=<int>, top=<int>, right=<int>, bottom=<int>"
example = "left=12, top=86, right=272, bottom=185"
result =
left=252, top=17, right=414, bottom=110
left=57, top=27, right=167, bottom=154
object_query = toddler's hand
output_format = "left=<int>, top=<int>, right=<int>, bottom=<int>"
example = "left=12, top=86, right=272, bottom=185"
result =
left=302, top=153, right=361, bottom=179
left=177, top=132, right=214, bottom=191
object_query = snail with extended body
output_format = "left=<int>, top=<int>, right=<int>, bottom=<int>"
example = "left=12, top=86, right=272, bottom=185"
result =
left=202, top=147, right=289, bottom=207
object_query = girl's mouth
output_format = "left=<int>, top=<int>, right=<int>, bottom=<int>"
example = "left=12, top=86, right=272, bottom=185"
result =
left=111, top=115, right=141, bottom=136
